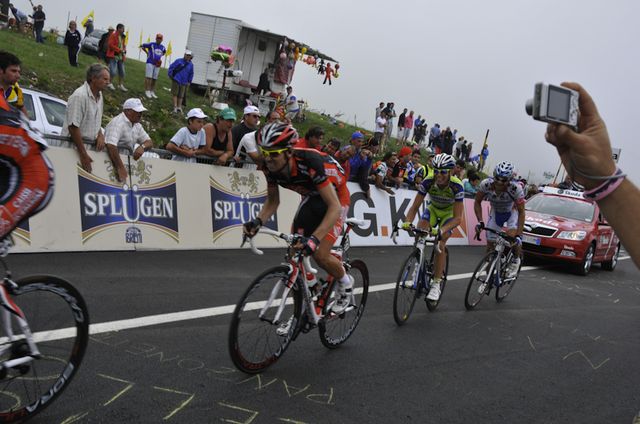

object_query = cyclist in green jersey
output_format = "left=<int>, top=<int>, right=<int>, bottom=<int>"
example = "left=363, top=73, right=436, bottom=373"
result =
left=402, top=153, right=464, bottom=300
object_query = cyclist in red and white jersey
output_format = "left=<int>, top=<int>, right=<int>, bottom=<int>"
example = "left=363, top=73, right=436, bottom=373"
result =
left=243, top=122, right=353, bottom=313
left=0, top=84, right=54, bottom=248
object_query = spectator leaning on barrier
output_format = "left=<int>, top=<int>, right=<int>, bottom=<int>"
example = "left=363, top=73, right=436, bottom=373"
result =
left=234, top=110, right=279, bottom=170
left=168, top=50, right=194, bottom=114
left=231, top=105, right=260, bottom=154
left=63, top=21, right=82, bottom=67
left=61, top=63, right=110, bottom=172
left=390, top=146, right=413, bottom=187
left=105, top=98, right=153, bottom=182
left=141, top=33, right=166, bottom=99
left=167, top=108, right=207, bottom=163
left=106, top=23, right=127, bottom=91
left=464, top=171, right=480, bottom=197
left=31, top=5, right=45, bottom=43
left=295, top=126, right=324, bottom=150
left=0, top=51, right=26, bottom=115
left=202, top=107, right=235, bottom=166
left=373, top=151, right=396, bottom=196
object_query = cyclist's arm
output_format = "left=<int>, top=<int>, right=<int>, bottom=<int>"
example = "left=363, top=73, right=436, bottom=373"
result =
left=311, top=183, right=341, bottom=240
left=257, top=184, right=280, bottom=224
left=441, top=201, right=463, bottom=235
left=515, top=201, right=525, bottom=235
left=404, top=192, right=426, bottom=224
left=473, top=191, right=484, bottom=222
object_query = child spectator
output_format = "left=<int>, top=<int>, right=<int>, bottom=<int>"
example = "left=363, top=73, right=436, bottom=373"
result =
left=167, top=108, right=207, bottom=163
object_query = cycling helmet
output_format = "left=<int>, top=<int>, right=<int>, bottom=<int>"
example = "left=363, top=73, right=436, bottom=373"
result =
left=494, top=161, right=515, bottom=179
left=257, top=122, right=298, bottom=149
left=432, top=153, right=455, bottom=169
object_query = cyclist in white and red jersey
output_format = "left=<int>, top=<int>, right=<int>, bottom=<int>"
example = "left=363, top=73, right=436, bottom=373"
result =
left=0, top=70, right=54, bottom=248
left=473, top=161, right=525, bottom=278
left=243, top=122, right=353, bottom=313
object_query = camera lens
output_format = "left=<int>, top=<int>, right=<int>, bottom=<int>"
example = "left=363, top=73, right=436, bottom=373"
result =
left=525, top=99, right=533, bottom=116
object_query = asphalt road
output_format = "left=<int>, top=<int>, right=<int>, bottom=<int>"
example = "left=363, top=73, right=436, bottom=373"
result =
left=5, top=245, right=639, bottom=424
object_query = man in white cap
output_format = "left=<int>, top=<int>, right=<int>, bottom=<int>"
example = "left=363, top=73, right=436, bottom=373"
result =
left=105, top=98, right=154, bottom=182
left=231, top=104, right=260, bottom=154
left=167, top=50, right=194, bottom=114
left=167, top=108, right=207, bottom=163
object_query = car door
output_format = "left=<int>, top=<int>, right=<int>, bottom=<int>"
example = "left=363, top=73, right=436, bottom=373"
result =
left=21, top=92, right=46, bottom=134
left=594, top=213, right=615, bottom=260
left=38, top=95, right=66, bottom=135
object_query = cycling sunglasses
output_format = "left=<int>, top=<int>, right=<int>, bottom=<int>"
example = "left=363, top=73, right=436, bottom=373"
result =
left=259, top=146, right=289, bottom=157
left=494, top=177, right=510, bottom=183
left=434, top=169, right=450, bottom=175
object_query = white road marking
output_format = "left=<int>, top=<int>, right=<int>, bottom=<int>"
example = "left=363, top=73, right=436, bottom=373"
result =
left=29, top=257, right=633, bottom=342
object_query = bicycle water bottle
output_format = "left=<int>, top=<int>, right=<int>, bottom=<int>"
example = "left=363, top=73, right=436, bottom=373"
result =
left=306, top=272, right=319, bottom=294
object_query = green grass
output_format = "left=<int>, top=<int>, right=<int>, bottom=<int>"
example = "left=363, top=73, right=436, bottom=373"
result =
left=2, top=29, right=380, bottom=150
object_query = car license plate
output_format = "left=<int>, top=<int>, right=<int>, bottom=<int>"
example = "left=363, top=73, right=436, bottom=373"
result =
left=522, top=234, right=541, bottom=245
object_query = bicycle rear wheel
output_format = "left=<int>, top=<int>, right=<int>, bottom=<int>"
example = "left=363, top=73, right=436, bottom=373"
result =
left=228, top=266, right=302, bottom=374
left=392, top=250, right=421, bottom=325
left=426, top=247, right=449, bottom=312
left=319, top=260, right=369, bottom=348
left=496, top=252, right=522, bottom=302
left=0, top=275, right=89, bottom=423
left=465, top=253, right=495, bottom=310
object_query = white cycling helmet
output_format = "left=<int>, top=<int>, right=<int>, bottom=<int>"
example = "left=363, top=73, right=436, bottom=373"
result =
left=432, top=153, right=455, bottom=169
left=494, top=161, right=515, bottom=179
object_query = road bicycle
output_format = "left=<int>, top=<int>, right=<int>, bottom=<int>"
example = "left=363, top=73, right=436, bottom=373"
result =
left=464, top=227, right=522, bottom=310
left=391, top=224, right=449, bottom=326
left=0, top=237, right=89, bottom=423
left=228, top=218, right=369, bottom=374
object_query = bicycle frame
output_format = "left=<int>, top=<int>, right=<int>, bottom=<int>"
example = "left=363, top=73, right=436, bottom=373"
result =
left=248, top=219, right=364, bottom=328
left=0, top=258, right=40, bottom=372
left=393, top=225, right=441, bottom=290
left=480, top=228, right=517, bottom=288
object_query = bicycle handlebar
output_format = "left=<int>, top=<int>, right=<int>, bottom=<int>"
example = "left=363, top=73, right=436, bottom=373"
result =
left=476, top=226, right=518, bottom=243
left=391, top=224, right=441, bottom=253
left=245, top=228, right=318, bottom=274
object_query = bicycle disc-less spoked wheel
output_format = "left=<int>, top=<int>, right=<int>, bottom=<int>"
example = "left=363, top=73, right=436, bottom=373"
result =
left=426, top=247, right=449, bottom=312
left=319, top=260, right=369, bottom=348
left=0, top=275, right=89, bottom=423
left=465, top=253, right=496, bottom=310
left=392, top=250, right=422, bottom=326
left=228, top=266, right=302, bottom=374
left=496, top=252, right=522, bottom=302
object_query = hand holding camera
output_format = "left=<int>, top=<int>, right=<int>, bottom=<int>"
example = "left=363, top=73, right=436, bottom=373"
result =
left=526, top=82, right=616, bottom=189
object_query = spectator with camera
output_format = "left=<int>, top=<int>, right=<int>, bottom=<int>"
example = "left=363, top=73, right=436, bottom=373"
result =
left=543, top=82, right=639, bottom=267
left=168, top=51, right=194, bottom=114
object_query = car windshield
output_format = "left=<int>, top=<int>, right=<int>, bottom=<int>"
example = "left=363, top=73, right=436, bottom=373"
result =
left=41, top=97, right=66, bottom=127
left=526, top=194, right=595, bottom=222
left=89, top=30, right=106, bottom=39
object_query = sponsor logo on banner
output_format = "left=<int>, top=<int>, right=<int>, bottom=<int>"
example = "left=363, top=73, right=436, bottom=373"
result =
left=11, top=220, right=30, bottom=244
left=78, top=165, right=179, bottom=243
left=210, top=171, right=276, bottom=242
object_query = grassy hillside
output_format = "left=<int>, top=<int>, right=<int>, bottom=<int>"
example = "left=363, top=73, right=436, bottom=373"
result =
left=1, top=29, right=389, bottom=151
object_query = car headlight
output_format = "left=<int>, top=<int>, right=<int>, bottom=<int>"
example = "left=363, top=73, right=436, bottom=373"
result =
left=557, top=231, right=587, bottom=241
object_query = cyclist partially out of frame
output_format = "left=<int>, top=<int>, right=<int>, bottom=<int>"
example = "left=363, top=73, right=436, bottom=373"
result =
left=473, top=161, right=525, bottom=278
left=243, top=122, right=354, bottom=314
left=402, top=153, right=464, bottom=301
left=0, top=52, right=54, bottom=247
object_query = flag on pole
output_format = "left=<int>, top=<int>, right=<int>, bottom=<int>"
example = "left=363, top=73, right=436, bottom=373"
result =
left=124, top=30, right=129, bottom=48
left=138, top=29, right=143, bottom=49
left=146, top=35, right=151, bottom=43
left=80, top=10, right=94, bottom=27
left=166, top=41, right=172, bottom=56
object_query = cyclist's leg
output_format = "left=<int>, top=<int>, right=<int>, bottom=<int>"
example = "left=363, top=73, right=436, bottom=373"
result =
left=485, top=209, right=502, bottom=253
left=504, top=211, right=522, bottom=257
left=417, top=202, right=434, bottom=232
left=434, top=210, right=453, bottom=280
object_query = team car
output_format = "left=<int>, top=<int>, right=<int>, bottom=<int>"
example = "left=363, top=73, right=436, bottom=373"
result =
left=521, top=186, right=620, bottom=275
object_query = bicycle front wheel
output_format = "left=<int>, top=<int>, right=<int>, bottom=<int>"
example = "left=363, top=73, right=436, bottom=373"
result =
left=392, top=250, right=421, bottom=325
left=0, top=275, right=89, bottom=423
left=319, top=260, right=369, bottom=349
left=228, top=266, right=302, bottom=374
left=496, top=252, right=522, bottom=302
left=465, top=253, right=495, bottom=310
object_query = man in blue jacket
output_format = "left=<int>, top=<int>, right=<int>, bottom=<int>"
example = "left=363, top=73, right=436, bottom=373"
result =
left=348, top=131, right=373, bottom=197
left=168, top=50, right=194, bottom=114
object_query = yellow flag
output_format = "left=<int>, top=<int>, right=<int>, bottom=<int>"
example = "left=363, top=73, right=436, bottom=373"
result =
left=80, top=10, right=94, bottom=27
left=166, top=41, right=172, bottom=56
left=124, top=30, right=129, bottom=47
left=146, top=35, right=151, bottom=43
left=138, top=29, right=143, bottom=49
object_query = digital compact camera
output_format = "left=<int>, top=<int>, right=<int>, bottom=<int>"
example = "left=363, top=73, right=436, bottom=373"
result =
left=525, top=83, right=579, bottom=130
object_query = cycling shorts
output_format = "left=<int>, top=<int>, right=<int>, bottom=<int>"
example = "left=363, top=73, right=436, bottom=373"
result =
left=292, top=195, right=348, bottom=245
left=0, top=137, right=54, bottom=240
left=420, top=203, right=454, bottom=235
left=486, top=209, right=518, bottom=241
